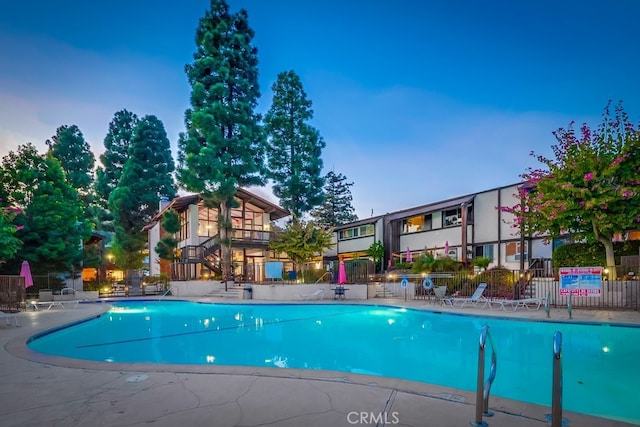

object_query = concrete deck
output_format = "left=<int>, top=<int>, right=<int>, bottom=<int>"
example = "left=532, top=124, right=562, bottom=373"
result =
left=1, top=298, right=639, bottom=427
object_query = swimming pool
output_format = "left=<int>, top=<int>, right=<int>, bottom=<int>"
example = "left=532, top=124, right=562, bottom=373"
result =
left=28, top=301, right=639, bottom=424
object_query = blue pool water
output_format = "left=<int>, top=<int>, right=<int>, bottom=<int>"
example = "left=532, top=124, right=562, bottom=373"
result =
left=28, top=301, right=639, bottom=424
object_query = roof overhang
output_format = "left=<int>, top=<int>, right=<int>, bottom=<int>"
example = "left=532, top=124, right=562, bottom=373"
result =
left=386, top=194, right=476, bottom=221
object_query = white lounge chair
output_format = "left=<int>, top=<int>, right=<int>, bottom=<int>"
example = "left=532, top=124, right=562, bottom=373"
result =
left=443, top=283, right=489, bottom=308
left=30, top=300, right=65, bottom=310
left=490, top=296, right=546, bottom=311
left=299, top=289, right=324, bottom=301
left=0, top=311, right=21, bottom=326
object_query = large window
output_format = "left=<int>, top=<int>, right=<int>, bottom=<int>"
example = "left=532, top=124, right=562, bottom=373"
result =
left=198, top=206, right=218, bottom=237
left=338, top=224, right=374, bottom=240
left=178, top=210, right=189, bottom=241
left=402, top=214, right=432, bottom=233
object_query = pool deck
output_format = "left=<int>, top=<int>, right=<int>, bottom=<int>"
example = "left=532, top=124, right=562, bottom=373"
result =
left=1, top=298, right=639, bottom=427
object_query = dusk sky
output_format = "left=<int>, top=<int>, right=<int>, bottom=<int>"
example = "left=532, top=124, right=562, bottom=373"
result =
left=1, top=0, right=639, bottom=219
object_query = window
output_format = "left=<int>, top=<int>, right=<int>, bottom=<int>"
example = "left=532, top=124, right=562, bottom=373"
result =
left=198, top=206, right=218, bottom=237
left=338, top=224, right=374, bottom=240
left=443, top=208, right=462, bottom=227
left=402, top=215, right=431, bottom=233
left=505, top=242, right=527, bottom=263
left=474, top=244, right=494, bottom=261
left=178, top=210, right=189, bottom=241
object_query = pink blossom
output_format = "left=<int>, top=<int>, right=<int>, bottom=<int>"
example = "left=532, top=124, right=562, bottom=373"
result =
left=622, top=190, right=632, bottom=198
left=15, top=225, right=24, bottom=230
left=579, top=201, right=585, bottom=207
left=612, top=154, right=628, bottom=166
left=584, top=172, right=594, bottom=181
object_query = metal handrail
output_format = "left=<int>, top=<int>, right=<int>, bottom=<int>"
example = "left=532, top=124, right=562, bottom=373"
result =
left=158, top=287, right=175, bottom=300
left=314, top=271, right=330, bottom=283
left=472, top=325, right=497, bottom=427
left=551, top=331, right=563, bottom=427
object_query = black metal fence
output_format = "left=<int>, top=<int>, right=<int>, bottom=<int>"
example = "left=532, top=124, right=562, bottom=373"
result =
left=0, top=275, right=26, bottom=311
left=369, top=268, right=640, bottom=310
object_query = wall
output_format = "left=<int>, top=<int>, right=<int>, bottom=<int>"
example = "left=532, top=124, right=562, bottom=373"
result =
left=252, top=283, right=367, bottom=300
left=170, top=280, right=219, bottom=297
left=338, top=235, right=375, bottom=254
left=473, top=190, right=500, bottom=243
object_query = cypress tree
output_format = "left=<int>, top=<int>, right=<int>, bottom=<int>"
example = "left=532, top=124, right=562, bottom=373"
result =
left=109, top=115, right=176, bottom=270
left=96, top=109, right=139, bottom=231
left=177, top=0, right=264, bottom=282
left=265, top=70, right=325, bottom=219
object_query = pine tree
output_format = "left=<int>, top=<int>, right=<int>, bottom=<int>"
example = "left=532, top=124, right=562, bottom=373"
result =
left=109, top=115, right=176, bottom=270
left=177, top=0, right=264, bottom=282
left=311, top=171, right=358, bottom=228
left=46, top=125, right=95, bottom=192
left=265, top=70, right=325, bottom=219
left=46, top=125, right=97, bottom=226
left=95, top=110, right=139, bottom=230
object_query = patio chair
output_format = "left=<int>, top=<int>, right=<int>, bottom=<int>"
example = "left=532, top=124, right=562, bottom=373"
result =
left=489, top=296, right=546, bottom=311
left=299, top=289, right=324, bottom=301
left=444, top=283, right=489, bottom=308
left=432, top=286, right=449, bottom=305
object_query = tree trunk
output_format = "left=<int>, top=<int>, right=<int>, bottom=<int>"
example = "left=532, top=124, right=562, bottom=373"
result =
left=219, top=199, right=232, bottom=288
left=593, top=220, right=616, bottom=279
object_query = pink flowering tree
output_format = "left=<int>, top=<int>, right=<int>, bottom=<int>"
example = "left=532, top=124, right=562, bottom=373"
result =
left=0, top=198, right=22, bottom=263
left=502, top=101, right=640, bottom=278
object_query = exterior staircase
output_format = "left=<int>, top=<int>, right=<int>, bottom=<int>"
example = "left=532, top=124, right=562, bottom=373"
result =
left=375, top=283, right=398, bottom=298
left=205, top=283, right=243, bottom=299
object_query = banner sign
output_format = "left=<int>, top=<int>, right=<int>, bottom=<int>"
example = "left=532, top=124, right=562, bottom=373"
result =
left=559, top=267, right=602, bottom=296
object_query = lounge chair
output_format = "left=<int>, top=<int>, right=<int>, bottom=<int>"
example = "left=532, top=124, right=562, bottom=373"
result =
left=0, top=311, right=21, bottom=327
left=443, top=283, right=489, bottom=308
left=299, top=289, right=324, bottom=301
left=489, top=296, right=546, bottom=311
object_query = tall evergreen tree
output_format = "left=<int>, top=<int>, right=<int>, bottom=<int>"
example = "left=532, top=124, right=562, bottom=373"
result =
left=46, top=125, right=95, bottom=192
left=0, top=145, right=85, bottom=273
left=311, top=171, right=358, bottom=228
left=265, top=70, right=325, bottom=219
left=46, top=125, right=97, bottom=227
left=177, top=0, right=264, bottom=282
left=20, top=155, right=86, bottom=273
left=95, top=109, right=139, bottom=230
left=109, top=115, right=176, bottom=270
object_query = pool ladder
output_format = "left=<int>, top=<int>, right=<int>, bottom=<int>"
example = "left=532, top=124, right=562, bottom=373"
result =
left=472, top=325, right=497, bottom=427
left=471, top=327, right=564, bottom=427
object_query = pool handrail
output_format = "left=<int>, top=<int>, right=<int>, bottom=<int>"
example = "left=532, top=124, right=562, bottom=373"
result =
left=472, top=324, right=497, bottom=427
left=158, top=287, right=175, bottom=300
left=551, top=331, right=563, bottom=427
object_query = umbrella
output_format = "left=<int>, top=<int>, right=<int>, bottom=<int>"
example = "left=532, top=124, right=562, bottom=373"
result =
left=406, top=247, right=412, bottom=263
left=444, top=241, right=449, bottom=257
left=20, top=260, right=33, bottom=288
left=338, top=260, right=347, bottom=285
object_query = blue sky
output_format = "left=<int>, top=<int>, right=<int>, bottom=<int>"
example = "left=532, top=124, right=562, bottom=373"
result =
left=1, top=0, right=639, bottom=219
